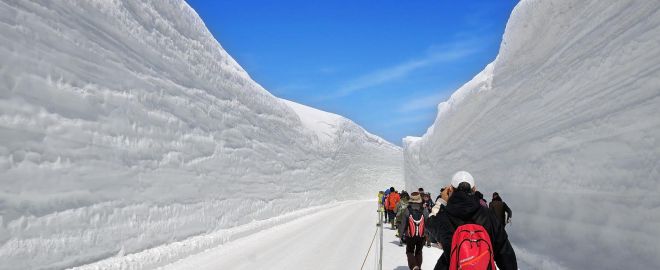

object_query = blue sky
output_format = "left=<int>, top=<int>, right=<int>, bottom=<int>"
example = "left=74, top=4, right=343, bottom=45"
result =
left=186, top=0, right=518, bottom=145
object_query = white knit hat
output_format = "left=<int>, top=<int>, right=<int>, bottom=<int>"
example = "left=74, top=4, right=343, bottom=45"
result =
left=451, top=171, right=475, bottom=189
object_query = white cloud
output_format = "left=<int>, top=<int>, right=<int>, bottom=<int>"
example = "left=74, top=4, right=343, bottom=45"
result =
left=380, top=113, right=435, bottom=128
left=323, top=38, right=485, bottom=99
left=272, top=82, right=312, bottom=94
left=318, top=67, right=337, bottom=74
left=397, top=92, right=448, bottom=113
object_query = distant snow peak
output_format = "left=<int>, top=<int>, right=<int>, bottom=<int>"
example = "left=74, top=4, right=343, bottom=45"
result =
left=280, top=98, right=401, bottom=150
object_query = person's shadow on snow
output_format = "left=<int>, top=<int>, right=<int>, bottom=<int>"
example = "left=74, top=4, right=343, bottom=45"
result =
left=389, top=240, right=402, bottom=246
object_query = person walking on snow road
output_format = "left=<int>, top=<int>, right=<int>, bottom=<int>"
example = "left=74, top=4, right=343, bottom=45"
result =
left=377, top=191, right=385, bottom=226
left=427, top=187, right=448, bottom=248
left=490, top=192, right=513, bottom=227
left=422, top=192, right=435, bottom=247
left=385, top=188, right=401, bottom=229
left=395, top=191, right=410, bottom=243
left=401, top=192, right=429, bottom=270
left=427, top=171, right=517, bottom=270
left=383, top=188, right=392, bottom=223
left=378, top=190, right=385, bottom=211
left=422, top=192, right=435, bottom=211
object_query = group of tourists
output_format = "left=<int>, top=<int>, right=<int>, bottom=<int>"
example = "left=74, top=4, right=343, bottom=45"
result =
left=378, top=171, right=517, bottom=270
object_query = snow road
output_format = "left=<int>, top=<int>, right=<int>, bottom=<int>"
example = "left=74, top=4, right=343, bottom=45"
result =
left=160, top=200, right=442, bottom=270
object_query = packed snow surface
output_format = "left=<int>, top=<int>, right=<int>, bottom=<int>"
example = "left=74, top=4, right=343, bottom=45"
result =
left=157, top=200, right=442, bottom=270
left=0, top=0, right=403, bottom=269
left=404, top=0, right=660, bottom=269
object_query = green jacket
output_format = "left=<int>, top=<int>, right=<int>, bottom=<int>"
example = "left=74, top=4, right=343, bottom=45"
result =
left=395, top=197, right=410, bottom=224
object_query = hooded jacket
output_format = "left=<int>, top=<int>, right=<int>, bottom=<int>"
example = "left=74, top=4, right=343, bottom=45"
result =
left=396, top=197, right=410, bottom=223
left=378, top=192, right=385, bottom=211
left=428, top=191, right=517, bottom=270
left=386, top=192, right=400, bottom=211
left=489, top=196, right=512, bottom=226
left=395, top=197, right=410, bottom=237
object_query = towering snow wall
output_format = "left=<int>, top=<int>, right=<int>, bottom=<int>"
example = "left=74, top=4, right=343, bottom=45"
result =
left=0, top=0, right=402, bottom=269
left=403, top=0, right=660, bottom=269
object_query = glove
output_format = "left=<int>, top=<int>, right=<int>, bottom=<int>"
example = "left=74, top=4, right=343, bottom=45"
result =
left=430, top=203, right=442, bottom=216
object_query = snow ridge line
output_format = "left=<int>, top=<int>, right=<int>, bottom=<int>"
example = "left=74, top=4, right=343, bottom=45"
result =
left=70, top=200, right=366, bottom=270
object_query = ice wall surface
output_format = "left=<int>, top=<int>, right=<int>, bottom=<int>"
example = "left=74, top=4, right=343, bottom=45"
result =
left=403, top=0, right=660, bottom=269
left=0, top=0, right=402, bottom=268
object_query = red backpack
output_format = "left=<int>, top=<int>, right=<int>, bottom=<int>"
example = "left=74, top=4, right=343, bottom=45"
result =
left=449, top=224, right=496, bottom=270
left=406, top=207, right=425, bottom=238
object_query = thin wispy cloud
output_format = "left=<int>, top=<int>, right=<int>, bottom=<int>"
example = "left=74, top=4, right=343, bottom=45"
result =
left=272, top=82, right=312, bottom=95
left=318, top=67, right=337, bottom=74
left=191, top=0, right=518, bottom=144
left=397, top=92, right=448, bottom=113
left=380, top=113, right=435, bottom=128
left=321, top=38, right=485, bottom=100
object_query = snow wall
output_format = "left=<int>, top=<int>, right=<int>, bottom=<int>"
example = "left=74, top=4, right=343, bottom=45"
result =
left=403, top=0, right=660, bottom=269
left=0, top=1, right=403, bottom=269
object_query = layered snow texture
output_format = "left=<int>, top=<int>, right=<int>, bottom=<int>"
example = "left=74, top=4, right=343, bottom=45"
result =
left=0, top=0, right=403, bottom=269
left=404, top=0, right=660, bottom=269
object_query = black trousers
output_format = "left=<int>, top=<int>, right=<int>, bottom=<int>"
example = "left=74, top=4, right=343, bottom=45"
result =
left=406, top=236, right=424, bottom=269
left=387, top=210, right=396, bottom=222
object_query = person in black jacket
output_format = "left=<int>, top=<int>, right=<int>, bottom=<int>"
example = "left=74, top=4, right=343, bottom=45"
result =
left=427, top=171, right=517, bottom=270
left=401, top=192, right=430, bottom=270
left=426, top=188, right=447, bottom=248
left=490, top=192, right=513, bottom=227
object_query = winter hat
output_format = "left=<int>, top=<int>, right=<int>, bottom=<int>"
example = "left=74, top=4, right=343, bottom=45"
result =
left=451, top=171, right=475, bottom=189
left=409, top=192, right=423, bottom=203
